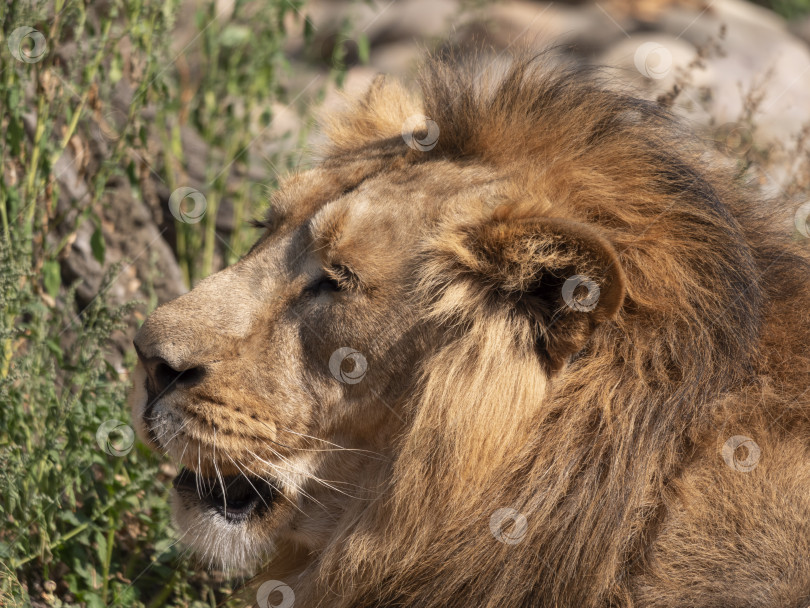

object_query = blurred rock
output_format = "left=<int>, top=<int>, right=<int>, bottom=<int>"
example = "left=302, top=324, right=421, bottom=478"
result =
left=599, top=34, right=698, bottom=94
left=52, top=145, right=185, bottom=324
left=307, top=0, right=460, bottom=46
left=465, top=2, right=633, bottom=57
left=656, top=0, right=788, bottom=43
left=652, top=0, right=810, bottom=141
left=790, top=14, right=810, bottom=45
left=368, top=40, right=423, bottom=75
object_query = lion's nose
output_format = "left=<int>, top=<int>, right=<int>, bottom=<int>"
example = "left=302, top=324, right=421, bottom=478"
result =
left=134, top=342, right=205, bottom=397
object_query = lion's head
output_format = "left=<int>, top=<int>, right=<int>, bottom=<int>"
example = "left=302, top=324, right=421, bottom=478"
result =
left=131, top=53, right=810, bottom=607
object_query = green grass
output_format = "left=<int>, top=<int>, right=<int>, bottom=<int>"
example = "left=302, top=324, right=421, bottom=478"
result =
left=0, top=0, right=343, bottom=605
left=757, top=0, right=810, bottom=19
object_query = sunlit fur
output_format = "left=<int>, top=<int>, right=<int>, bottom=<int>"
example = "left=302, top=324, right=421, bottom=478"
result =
left=132, top=51, right=810, bottom=607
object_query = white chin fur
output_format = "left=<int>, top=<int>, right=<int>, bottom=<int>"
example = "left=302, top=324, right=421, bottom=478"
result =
left=170, top=490, right=277, bottom=572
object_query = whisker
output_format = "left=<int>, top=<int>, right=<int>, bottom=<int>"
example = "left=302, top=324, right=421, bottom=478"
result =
left=276, top=425, right=389, bottom=460
left=176, top=439, right=190, bottom=471
left=253, top=418, right=387, bottom=461
left=260, top=444, right=371, bottom=500
left=196, top=444, right=203, bottom=500
left=225, top=453, right=271, bottom=510
left=161, top=417, right=191, bottom=449
left=212, top=427, right=229, bottom=519
left=238, top=458, right=309, bottom=517
left=245, top=449, right=333, bottom=515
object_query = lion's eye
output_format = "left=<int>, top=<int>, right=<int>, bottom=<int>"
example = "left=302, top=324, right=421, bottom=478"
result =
left=304, top=264, right=358, bottom=296
left=309, top=275, right=342, bottom=294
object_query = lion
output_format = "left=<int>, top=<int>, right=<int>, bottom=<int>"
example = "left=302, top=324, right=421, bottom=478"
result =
left=130, top=52, right=810, bottom=607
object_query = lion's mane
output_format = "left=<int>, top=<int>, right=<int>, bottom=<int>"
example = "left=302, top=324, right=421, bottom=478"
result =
left=256, top=53, right=810, bottom=607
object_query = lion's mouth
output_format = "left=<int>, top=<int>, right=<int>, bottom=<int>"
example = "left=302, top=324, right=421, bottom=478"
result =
left=173, top=467, right=278, bottom=524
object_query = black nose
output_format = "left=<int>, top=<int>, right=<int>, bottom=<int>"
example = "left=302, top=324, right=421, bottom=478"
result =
left=134, top=343, right=205, bottom=397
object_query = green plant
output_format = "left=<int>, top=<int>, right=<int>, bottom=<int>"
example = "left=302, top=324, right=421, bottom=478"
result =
left=752, top=0, right=810, bottom=19
left=0, top=0, right=322, bottom=605
left=162, top=0, right=316, bottom=284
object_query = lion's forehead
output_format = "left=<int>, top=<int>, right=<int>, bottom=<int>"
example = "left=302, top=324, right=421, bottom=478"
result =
left=280, top=161, right=502, bottom=240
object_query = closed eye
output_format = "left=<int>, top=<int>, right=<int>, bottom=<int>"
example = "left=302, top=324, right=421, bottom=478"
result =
left=305, top=264, right=355, bottom=296
left=308, top=275, right=342, bottom=294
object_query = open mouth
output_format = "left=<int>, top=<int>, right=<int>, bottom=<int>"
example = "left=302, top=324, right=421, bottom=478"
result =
left=172, top=467, right=277, bottom=524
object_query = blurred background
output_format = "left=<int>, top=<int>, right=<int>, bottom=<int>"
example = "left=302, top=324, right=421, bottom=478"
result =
left=2, top=0, right=809, bottom=606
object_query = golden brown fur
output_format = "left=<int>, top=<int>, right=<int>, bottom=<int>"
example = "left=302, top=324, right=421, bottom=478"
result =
left=131, top=51, right=810, bottom=607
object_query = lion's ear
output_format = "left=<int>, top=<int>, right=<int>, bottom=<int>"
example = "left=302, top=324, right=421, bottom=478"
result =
left=427, top=213, right=626, bottom=371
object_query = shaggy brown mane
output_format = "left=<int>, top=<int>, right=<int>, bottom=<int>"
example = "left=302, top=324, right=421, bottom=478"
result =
left=274, top=52, right=810, bottom=607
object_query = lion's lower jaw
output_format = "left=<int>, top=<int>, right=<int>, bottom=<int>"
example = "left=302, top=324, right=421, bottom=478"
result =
left=170, top=489, right=279, bottom=572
